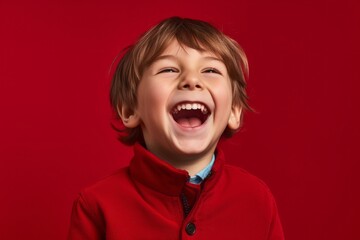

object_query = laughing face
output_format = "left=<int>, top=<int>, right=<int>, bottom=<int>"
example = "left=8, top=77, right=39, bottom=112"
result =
left=121, top=40, right=241, bottom=170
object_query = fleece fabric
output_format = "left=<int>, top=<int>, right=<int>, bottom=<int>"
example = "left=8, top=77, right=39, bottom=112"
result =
left=68, top=144, right=284, bottom=240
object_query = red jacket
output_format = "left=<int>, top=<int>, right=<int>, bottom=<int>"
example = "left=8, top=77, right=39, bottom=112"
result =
left=68, top=144, right=284, bottom=240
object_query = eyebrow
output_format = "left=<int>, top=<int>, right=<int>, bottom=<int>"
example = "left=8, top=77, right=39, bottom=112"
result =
left=154, top=55, right=178, bottom=62
left=203, top=56, right=224, bottom=63
left=153, top=55, right=224, bottom=63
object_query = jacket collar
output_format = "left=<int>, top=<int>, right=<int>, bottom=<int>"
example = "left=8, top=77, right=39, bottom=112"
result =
left=129, top=143, right=224, bottom=196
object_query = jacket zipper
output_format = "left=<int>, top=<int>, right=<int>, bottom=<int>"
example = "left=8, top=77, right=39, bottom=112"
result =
left=180, top=192, right=191, bottom=217
left=180, top=170, right=213, bottom=217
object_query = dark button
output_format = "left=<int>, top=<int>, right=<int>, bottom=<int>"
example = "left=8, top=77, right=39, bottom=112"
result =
left=185, top=222, right=196, bottom=235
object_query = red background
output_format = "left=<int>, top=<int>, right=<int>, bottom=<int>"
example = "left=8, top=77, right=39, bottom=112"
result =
left=1, top=0, right=359, bottom=239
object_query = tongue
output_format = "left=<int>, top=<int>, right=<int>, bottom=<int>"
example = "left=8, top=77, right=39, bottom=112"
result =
left=177, top=117, right=202, bottom=128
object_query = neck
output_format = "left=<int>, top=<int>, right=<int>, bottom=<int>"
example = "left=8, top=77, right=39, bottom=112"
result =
left=151, top=147, right=216, bottom=177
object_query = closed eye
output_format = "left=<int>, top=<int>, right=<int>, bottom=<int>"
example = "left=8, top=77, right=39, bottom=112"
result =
left=203, top=68, right=222, bottom=75
left=157, top=68, right=179, bottom=74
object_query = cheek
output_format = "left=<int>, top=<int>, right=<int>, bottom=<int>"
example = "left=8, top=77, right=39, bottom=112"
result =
left=212, top=81, right=233, bottom=109
left=137, top=82, right=170, bottom=116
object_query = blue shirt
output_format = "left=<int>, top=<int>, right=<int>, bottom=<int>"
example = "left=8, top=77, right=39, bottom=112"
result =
left=189, top=154, right=215, bottom=184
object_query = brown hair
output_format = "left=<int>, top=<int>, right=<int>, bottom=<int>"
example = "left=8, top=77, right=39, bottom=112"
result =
left=110, top=16, right=250, bottom=145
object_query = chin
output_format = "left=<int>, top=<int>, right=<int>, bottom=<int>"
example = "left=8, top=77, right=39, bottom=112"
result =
left=174, top=140, right=213, bottom=155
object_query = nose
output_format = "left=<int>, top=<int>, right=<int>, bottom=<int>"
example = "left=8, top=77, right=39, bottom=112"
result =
left=178, top=72, right=203, bottom=90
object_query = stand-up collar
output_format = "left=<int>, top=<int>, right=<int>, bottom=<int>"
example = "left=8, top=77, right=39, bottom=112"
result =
left=129, top=144, right=225, bottom=196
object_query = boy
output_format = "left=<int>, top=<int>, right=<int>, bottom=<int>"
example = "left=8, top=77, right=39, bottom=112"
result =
left=68, top=17, right=284, bottom=239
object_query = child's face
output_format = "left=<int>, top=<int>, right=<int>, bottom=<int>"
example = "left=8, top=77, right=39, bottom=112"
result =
left=128, top=40, right=241, bottom=163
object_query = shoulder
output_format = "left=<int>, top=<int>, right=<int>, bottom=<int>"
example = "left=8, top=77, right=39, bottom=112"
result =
left=215, top=165, right=284, bottom=239
left=77, top=167, right=135, bottom=205
left=221, top=164, right=276, bottom=203
left=223, top=164, right=269, bottom=186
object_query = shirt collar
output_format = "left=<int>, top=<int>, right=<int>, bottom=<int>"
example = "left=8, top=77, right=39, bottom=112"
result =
left=189, top=154, right=215, bottom=184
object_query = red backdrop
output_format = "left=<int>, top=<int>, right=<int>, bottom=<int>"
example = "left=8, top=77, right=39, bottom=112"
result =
left=1, top=0, right=359, bottom=239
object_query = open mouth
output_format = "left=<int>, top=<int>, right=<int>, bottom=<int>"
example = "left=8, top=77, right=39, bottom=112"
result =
left=171, top=102, right=211, bottom=128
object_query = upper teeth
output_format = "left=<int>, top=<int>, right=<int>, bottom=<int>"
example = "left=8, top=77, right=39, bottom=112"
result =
left=173, top=103, right=208, bottom=114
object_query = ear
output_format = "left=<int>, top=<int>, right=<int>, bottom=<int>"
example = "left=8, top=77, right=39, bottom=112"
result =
left=116, top=104, right=141, bottom=128
left=227, top=104, right=242, bottom=130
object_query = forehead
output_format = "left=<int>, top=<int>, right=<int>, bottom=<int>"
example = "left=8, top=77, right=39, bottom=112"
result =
left=156, top=39, right=222, bottom=61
